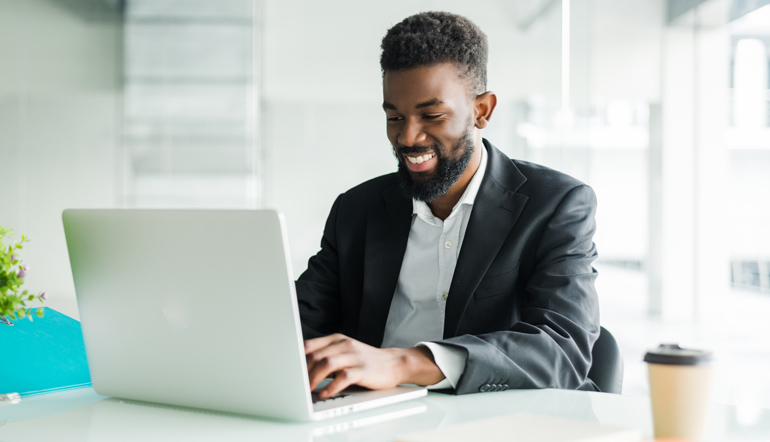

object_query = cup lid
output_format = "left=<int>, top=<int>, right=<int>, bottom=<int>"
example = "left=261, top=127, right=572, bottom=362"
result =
left=643, top=344, right=714, bottom=366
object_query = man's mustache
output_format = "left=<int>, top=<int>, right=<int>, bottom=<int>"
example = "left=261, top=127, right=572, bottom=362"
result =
left=394, top=145, right=437, bottom=156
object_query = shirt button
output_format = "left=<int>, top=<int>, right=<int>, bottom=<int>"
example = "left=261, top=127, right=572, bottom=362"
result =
left=442, top=293, right=448, bottom=301
left=444, top=240, right=452, bottom=249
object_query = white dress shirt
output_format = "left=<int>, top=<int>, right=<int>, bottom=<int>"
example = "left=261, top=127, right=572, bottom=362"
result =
left=381, top=146, right=488, bottom=389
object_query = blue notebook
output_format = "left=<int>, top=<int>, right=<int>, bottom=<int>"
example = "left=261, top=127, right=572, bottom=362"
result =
left=0, top=307, right=92, bottom=396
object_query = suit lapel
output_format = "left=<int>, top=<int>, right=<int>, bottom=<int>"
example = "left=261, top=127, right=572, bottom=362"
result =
left=359, top=181, right=412, bottom=347
left=443, top=142, right=530, bottom=338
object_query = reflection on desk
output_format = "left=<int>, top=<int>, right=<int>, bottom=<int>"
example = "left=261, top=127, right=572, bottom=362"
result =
left=1, top=387, right=769, bottom=442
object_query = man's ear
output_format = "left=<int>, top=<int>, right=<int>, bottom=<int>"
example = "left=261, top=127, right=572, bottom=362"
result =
left=474, top=91, right=497, bottom=129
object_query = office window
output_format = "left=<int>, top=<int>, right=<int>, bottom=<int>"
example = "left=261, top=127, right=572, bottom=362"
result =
left=121, top=0, right=260, bottom=208
left=728, top=30, right=770, bottom=292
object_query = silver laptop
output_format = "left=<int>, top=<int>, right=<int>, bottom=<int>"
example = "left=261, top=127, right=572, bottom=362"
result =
left=62, top=209, right=426, bottom=421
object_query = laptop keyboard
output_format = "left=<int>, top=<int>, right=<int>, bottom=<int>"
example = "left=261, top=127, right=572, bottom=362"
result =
left=311, top=391, right=350, bottom=404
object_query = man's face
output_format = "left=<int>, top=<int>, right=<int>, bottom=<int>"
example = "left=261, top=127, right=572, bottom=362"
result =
left=382, top=63, right=478, bottom=202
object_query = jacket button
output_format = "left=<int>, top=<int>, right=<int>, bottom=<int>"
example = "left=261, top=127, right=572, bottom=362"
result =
left=503, top=384, right=509, bottom=390
left=479, top=384, right=489, bottom=392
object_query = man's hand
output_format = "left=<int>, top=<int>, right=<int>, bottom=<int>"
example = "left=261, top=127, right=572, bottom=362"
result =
left=304, top=334, right=445, bottom=398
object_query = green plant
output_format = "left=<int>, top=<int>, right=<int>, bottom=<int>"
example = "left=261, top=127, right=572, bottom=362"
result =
left=0, top=226, right=46, bottom=325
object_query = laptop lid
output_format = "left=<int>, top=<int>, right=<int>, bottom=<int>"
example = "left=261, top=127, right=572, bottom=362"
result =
left=63, top=209, right=315, bottom=420
left=64, top=209, right=427, bottom=421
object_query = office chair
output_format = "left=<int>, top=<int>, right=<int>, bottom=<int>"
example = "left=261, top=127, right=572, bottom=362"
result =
left=587, top=326, right=624, bottom=394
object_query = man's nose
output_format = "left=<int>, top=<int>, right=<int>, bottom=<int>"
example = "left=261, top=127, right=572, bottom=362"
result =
left=398, top=119, right=427, bottom=147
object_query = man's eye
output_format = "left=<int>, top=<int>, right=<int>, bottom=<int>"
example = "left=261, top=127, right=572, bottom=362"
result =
left=387, top=116, right=402, bottom=122
left=423, top=114, right=442, bottom=120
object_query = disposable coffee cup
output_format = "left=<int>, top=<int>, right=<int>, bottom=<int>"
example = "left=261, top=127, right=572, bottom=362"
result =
left=644, top=344, right=714, bottom=442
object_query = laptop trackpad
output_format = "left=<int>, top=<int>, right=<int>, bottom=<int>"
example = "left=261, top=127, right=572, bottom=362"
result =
left=311, top=379, right=426, bottom=413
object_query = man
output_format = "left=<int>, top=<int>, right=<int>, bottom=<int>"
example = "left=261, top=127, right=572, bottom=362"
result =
left=297, top=11, right=600, bottom=399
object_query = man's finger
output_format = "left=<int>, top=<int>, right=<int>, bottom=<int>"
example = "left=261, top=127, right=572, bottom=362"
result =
left=306, top=336, right=356, bottom=369
left=319, top=368, right=361, bottom=399
left=305, top=335, right=358, bottom=379
left=304, top=333, right=347, bottom=354
left=307, top=352, right=358, bottom=391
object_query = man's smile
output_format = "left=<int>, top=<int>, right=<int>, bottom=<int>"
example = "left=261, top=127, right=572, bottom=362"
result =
left=403, top=152, right=437, bottom=173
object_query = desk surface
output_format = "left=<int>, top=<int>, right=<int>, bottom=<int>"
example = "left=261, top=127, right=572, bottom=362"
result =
left=1, top=387, right=769, bottom=442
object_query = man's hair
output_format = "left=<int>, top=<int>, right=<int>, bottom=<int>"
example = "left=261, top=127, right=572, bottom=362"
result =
left=380, top=11, right=488, bottom=95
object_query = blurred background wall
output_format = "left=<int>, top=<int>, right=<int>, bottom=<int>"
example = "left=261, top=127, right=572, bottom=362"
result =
left=1, top=0, right=769, bottom=411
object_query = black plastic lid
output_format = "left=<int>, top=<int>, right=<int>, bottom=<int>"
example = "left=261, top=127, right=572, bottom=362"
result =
left=643, top=344, right=714, bottom=366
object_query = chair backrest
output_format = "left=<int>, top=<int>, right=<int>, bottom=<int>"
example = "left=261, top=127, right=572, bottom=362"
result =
left=587, top=326, right=624, bottom=394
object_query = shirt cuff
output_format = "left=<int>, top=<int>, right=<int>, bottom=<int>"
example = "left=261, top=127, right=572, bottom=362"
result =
left=416, top=341, right=467, bottom=390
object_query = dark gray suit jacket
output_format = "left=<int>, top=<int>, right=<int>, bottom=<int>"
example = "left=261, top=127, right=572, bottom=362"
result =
left=296, top=140, right=600, bottom=394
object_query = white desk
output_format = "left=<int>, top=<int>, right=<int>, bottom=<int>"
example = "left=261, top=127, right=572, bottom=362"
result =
left=1, top=388, right=769, bottom=442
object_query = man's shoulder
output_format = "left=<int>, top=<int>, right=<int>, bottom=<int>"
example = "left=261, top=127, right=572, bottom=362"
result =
left=512, top=159, right=587, bottom=191
left=500, top=158, right=597, bottom=215
left=329, top=173, right=407, bottom=224
left=485, top=140, right=588, bottom=196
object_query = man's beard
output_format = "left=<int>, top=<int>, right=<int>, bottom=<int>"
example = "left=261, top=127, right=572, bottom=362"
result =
left=394, top=130, right=475, bottom=203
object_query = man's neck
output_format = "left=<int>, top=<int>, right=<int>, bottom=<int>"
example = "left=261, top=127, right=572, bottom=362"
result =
left=427, top=142, right=483, bottom=221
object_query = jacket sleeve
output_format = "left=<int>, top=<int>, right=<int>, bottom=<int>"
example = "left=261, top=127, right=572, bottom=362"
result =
left=295, top=195, right=344, bottom=339
left=439, top=184, right=601, bottom=394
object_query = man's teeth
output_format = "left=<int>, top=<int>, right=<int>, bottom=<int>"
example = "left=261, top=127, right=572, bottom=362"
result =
left=406, top=153, right=434, bottom=164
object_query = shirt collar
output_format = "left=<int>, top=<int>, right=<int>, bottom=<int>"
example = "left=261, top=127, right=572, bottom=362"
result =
left=412, top=144, right=488, bottom=222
